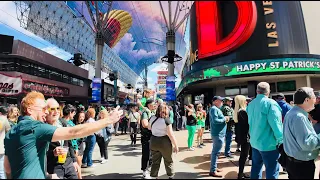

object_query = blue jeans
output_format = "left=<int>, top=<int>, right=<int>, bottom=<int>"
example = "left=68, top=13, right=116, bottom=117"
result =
left=210, top=136, right=224, bottom=173
left=224, top=130, right=233, bottom=156
left=82, top=135, right=96, bottom=167
left=251, top=148, right=280, bottom=179
left=0, top=154, right=5, bottom=179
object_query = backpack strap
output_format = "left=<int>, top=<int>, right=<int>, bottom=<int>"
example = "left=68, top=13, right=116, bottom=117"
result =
left=151, top=116, right=159, bottom=128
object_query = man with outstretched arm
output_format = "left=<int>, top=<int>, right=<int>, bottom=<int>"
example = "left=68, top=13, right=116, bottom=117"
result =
left=4, top=91, right=123, bottom=179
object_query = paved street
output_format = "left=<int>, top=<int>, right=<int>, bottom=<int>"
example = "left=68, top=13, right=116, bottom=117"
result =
left=81, top=130, right=319, bottom=179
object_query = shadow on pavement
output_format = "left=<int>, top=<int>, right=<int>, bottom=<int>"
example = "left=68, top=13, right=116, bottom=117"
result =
left=224, top=171, right=238, bottom=179
left=109, top=144, right=141, bottom=152
left=83, top=173, right=142, bottom=179
left=159, top=172, right=206, bottom=179
left=180, top=155, right=210, bottom=164
left=194, top=160, right=238, bottom=171
left=113, top=151, right=141, bottom=157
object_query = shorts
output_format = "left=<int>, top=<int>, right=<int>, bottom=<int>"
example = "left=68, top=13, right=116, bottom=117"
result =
left=197, top=120, right=205, bottom=129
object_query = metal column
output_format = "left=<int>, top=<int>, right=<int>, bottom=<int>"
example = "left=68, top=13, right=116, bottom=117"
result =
left=166, top=30, right=175, bottom=77
left=95, top=32, right=104, bottom=79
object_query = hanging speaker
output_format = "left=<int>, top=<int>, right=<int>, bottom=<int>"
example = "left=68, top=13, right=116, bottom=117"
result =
left=0, top=34, right=14, bottom=54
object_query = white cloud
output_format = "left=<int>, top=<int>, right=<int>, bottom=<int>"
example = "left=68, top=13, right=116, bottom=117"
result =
left=113, top=33, right=159, bottom=65
left=41, top=46, right=73, bottom=61
left=151, top=63, right=168, bottom=72
left=0, top=1, right=44, bottom=41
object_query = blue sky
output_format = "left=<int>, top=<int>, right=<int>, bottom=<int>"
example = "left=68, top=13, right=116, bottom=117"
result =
left=0, top=1, right=185, bottom=91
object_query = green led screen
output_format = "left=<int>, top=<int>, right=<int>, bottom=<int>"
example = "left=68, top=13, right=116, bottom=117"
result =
left=177, top=57, right=320, bottom=95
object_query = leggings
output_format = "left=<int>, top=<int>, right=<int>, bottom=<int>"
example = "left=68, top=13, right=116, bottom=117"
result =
left=186, top=125, right=196, bottom=148
left=130, top=122, right=138, bottom=144
left=238, top=142, right=250, bottom=176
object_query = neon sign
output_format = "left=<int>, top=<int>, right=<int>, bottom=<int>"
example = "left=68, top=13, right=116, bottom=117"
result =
left=196, top=1, right=258, bottom=59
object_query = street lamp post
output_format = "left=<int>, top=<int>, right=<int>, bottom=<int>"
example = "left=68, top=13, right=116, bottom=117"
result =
left=159, top=1, right=192, bottom=105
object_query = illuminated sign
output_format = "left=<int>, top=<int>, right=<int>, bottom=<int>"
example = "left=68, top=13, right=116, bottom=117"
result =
left=23, top=80, right=69, bottom=97
left=177, top=57, right=320, bottom=95
left=196, top=1, right=257, bottom=59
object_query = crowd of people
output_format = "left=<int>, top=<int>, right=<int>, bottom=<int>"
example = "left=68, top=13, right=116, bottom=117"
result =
left=179, top=82, right=320, bottom=179
left=0, top=81, right=319, bottom=179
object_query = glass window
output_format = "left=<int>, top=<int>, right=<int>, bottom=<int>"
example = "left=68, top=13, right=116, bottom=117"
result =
left=225, top=86, right=240, bottom=96
left=63, top=74, right=69, bottom=83
left=240, top=86, right=248, bottom=95
left=277, top=81, right=296, bottom=92
left=270, top=83, right=276, bottom=93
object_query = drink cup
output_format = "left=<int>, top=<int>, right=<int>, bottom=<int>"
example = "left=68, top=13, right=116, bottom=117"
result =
left=57, top=146, right=69, bottom=164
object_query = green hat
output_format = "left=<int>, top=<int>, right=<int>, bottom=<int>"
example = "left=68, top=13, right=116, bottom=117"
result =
left=100, top=106, right=106, bottom=111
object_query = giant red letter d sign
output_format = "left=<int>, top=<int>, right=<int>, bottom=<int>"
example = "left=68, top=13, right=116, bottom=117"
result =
left=196, top=1, right=257, bottom=59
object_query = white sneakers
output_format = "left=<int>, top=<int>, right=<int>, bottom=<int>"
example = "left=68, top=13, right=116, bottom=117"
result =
left=101, top=159, right=108, bottom=164
left=143, top=170, right=152, bottom=179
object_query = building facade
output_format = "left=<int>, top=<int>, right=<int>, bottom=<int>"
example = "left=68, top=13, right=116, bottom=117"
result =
left=177, top=1, right=320, bottom=106
left=0, top=40, right=90, bottom=105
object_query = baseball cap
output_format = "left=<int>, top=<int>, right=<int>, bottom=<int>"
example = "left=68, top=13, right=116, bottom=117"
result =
left=315, top=91, right=320, bottom=98
left=276, top=93, right=285, bottom=99
left=212, top=96, right=224, bottom=101
left=0, top=106, right=8, bottom=115
left=224, top=97, right=233, bottom=101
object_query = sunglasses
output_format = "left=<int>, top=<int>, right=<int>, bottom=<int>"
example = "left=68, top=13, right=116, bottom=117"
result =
left=48, top=107, right=60, bottom=112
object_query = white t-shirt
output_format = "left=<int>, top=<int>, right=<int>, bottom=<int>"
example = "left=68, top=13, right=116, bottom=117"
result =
left=149, top=116, right=172, bottom=137
left=129, top=112, right=140, bottom=123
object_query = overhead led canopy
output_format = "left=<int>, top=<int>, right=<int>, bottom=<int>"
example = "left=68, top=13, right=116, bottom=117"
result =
left=14, top=1, right=138, bottom=85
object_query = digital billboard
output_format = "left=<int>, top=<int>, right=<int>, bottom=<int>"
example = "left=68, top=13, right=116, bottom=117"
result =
left=177, top=57, right=320, bottom=95
left=65, top=1, right=188, bottom=75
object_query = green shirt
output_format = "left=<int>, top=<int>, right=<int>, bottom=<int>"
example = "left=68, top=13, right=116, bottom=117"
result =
left=247, top=94, right=283, bottom=151
left=63, top=118, right=79, bottom=150
left=139, top=98, right=147, bottom=111
left=169, top=110, right=174, bottom=124
left=4, top=116, right=57, bottom=179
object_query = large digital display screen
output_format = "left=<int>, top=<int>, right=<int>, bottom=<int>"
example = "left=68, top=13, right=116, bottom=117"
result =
left=177, top=57, right=320, bottom=95
left=65, top=1, right=188, bottom=75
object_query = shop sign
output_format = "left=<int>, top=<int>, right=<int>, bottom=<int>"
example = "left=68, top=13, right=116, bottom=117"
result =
left=23, top=80, right=69, bottom=97
left=0, top=73, right=23, bottom=96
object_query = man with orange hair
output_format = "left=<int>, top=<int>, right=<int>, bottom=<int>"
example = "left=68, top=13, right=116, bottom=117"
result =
left=4, top=91, right=123, bottom=179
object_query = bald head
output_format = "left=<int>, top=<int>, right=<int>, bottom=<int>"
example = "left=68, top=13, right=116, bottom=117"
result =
left=46, top=98, right=60, bottom=125
left=257, top=82, right=270, bottom=96
left=47, top=98, right=59, bottom=107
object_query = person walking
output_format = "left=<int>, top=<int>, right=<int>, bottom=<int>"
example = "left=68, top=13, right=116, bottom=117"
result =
left=209, top=96, right=229, bottom=177
left=233, top=95, right=251, bottom=179
left=148, top=104, right=179, bottom=179
left=96, top=108, right=112, bottom=164
left=283, top=87, right=320, bottom=179
left=221, top=97, right=234, bottom=158
left=247, top=82, right=283, bottom=179
left=82, top=108, right=97, bottom=168
left=0, top=106, right=11, bottom=179
left=140, top=99, right=156, bottom=179
left=173, top=102, right=181, bottom=131
left=128, top=105, right=140, bottom=146
left=196, top=104, right=206, bottom=148
left=184, top=104, right=197, bottom=151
